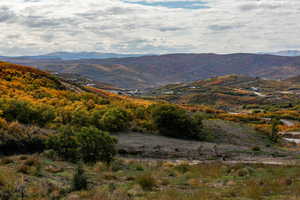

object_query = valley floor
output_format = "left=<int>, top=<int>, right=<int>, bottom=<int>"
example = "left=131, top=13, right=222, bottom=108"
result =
left=1, top=154, right=300, bottom=200
left=115, top=119, right=300, bottom=163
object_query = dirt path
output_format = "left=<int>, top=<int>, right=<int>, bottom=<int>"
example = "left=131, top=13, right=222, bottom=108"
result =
left=279, top=119, right=300, bottom=144
left=122, top=157, right=300, bottom=166
left=280, top=119, right=296, bottom=127
left=114, top=132, right=294, bottom=161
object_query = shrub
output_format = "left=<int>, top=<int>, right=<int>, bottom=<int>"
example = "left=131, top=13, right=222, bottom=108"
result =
left=252, top=146, right=261, bottom=152
left=151, top=104, right=203, bottom=140
left=136, top=173, right=156, bottom=191
left=72, top=164, right=88, bottom=191
left=47, top=126, right=117, bottom=163
left=0, top=98, right=55, bottom=127
left=0, top=122, right=49, bottom=154
left=0, top=158, right=13, bottom=165
left=100, top=108, right=131, bottom=132
left=0, top=117, right=7, bottom=128
left=76, top=126, right=117, bottom=164
left=46, top=126, right=79, bottom=162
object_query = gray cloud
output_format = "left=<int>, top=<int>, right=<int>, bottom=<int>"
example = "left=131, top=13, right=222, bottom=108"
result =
left=0, top=0, right=299, bottom=56
left=238, top=2, right=282, bottom=11
left=0, top=7, right=17, bottom=23
left=208, top=24, right=242, bottom=31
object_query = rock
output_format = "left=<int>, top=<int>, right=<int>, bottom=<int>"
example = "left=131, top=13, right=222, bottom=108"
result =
left=278, top=178, right=293, bottom=186
left=236, top=168, right=250, bottom=177
left=226, top=180, right=236, bottom=186
left=66, top=194, right=81, bottom=200
left=125, top=176, right=135, bottom=181
left=45, top=165, right=63, bottom=173
left=235, top=167, right=254, bottom=177
left=187, top=178, right=202, bottom=187
left=127, top=185, right=144, bottom=197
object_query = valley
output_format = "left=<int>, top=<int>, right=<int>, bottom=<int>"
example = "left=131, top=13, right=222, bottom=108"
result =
left=2, top=53, right=300, bottom=89
left=1, top=60, right=300, bottom=200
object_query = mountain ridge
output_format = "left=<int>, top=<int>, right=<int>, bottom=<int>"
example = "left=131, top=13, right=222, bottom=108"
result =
left=2, top=53, right=300, bottom=89
left=1, top=51, right=149, bottom=60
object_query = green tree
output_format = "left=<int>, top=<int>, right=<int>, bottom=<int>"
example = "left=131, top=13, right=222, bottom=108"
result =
left=271, top=118, right=280, bottom=143
left=72, top=164, right=88, bottom=191
left=46, top=126, right=79, bottom=162
left=47, top=126, right=117, bottom=163
left=151, top=104, right=202, bottom=140
left=76, top=126, right=117, bottom=164
left=100, top=108, right=131, bottom=132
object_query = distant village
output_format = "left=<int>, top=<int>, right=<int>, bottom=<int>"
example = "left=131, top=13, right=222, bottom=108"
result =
left=52, top=72, right=143, bottom=96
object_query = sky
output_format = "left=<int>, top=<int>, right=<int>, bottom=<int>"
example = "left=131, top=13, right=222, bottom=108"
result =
left=0, top=0, right=299, bottom=56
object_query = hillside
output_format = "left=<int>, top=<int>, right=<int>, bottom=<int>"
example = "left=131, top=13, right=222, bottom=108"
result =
left=143, top=75, right=300, bottom=109
left=285, top=75, right=300, bottom=83
left=2, top=61, right=300, bottom=199
left=2, top=53, right=300, bottom=89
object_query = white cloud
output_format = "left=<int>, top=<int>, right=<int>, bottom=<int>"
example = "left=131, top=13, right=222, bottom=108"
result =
left=0, top=0, right=299, bottom=56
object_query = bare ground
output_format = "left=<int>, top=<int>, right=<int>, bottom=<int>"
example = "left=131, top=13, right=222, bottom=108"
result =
left=114, top=120, right=300, bottom=162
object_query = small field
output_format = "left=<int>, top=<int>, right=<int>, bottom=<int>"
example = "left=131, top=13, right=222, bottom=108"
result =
left=1, top=154, right=300, bottom=200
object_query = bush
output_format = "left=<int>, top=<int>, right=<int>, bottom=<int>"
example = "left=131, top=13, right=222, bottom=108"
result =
left=72, top=164, right=88, bottom=191
left=77, top=126, right=117, bottom=164
left=47, top=126, right=117, bottom=163
left=0, top=98, right=55, bottom=127
left=0, top=122, right=50, bottom=155
left=46, top=126, right=79, bottom=162
left=151, top=104, right=203, bottom=140
left=136, top=173, right=156, bottom=191
left=100, top=108, right=131, bottom=132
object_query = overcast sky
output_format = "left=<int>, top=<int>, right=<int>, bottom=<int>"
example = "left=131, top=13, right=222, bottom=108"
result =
left=0, top=0, right=299, bottom=56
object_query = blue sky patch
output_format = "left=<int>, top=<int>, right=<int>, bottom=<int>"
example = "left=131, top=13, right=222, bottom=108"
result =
left=122, top=1, right=209, bottom=9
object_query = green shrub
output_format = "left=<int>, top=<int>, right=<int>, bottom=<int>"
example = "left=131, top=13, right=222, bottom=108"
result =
left=0, top=98, right=55, bottom=127
left=252, top=146, right=261, bottom=152
left=70, top=108, right=91, bottom=127
left=0, top=122, right=49, bottom=154
left=136, top=173, right=156, bottom=191
left=100, top=108, right=131, bottom=132
left=151, top=104, right=203, bottom=140
left=46, top=126, right=79, bottom=162
left=72, top=164, right=88, bottom=191
left=76, top=126, right=117, bottom=164
left=47, top=126, right=117, bottom=163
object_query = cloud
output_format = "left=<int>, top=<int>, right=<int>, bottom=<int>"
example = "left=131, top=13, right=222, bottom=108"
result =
left=0, top=7, right=17, bottom=23
left=121, top=0, right=209, bottom=9
left=208, top=24, right=243, bottom=31
left=0, top=0, right=299, bottom=56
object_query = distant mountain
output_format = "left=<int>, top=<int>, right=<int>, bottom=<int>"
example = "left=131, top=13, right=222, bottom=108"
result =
left=2, top=53, right=300, bottom=89
left=262, top=50, right=300, bottom=57
left=3, top=52, right=148, bottom=60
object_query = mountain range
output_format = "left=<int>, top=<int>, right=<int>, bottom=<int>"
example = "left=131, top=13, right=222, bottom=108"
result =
left=0, top=52, right=148, bottom=60
left=2, top=53, right=300, bottom=89
left=263, top=50, right=300, bottom=57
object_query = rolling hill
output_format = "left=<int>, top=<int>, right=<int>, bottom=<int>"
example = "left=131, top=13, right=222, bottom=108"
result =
left=285, top=75, right=300, bottom=83
left=2, top=53, right=300, bottom=89
left=142, top=75, right=300, bottom=109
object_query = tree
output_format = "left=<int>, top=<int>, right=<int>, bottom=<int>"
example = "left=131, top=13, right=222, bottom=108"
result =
left=47, top=126, right=117, bottom=164
left=46, top=126, right=79, bottom=162
left=271, top=118, right=280, bottom=143
left=100, top=108, right=131, bottom=132
left=72, top=164, right=88, bottom=191
left=76, top=126, right=117, bottom=164
left=151, top=104, right=203, bottom=140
